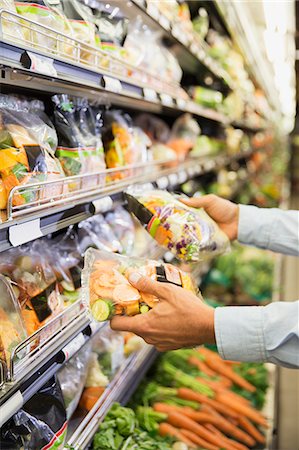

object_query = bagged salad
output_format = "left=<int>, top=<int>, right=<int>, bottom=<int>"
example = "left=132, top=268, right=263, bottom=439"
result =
left=52, top=94, right=105, bottom=189
left=82, top=248, right=197, bottom=322
left=0, top=94, right=64, bottom=209
left=125, top=189, right=230, bottom=262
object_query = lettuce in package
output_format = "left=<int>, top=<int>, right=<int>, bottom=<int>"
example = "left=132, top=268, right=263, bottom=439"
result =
left=82, top=248, right=198, bottom=322
left=125, top=189, right=230, bottom=262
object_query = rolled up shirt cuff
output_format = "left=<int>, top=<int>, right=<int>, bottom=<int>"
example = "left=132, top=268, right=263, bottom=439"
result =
left=238, top=204, right=272, bottom=249
left=215, top=306, right=267, bottom=362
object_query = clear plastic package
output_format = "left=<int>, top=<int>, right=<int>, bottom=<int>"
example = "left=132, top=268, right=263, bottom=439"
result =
left=15, top=2, right=65, bottom=54
left=167, top=113, right=200, bottom=161
left=52, top=95, right=105, bottom=189
left=82, top=248, right=198, bottom=322
left=125, top=189, right=230, bottom=262
left=58, top=340, right=92, bottom=419
left=0, top=94, right=65, bottom=209
left=78, top=213, right=122, bottom=254
left=105, top=206, right=135, bottom=255
left=0, top=274, right=27, bottom=376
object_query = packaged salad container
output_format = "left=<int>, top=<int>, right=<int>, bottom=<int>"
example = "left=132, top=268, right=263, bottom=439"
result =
left=125, top=189, right=230, bottom=262
left=82, top=248, right=198, bottom=322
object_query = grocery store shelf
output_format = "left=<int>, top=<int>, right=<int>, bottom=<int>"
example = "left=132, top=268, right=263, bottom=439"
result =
left=130, top=0, right=235, bottom=89
left=0, top=151, right=254, bottom=252
left=66, top=345, right=157, bottom=450
left=0, top=301, right=100, bottom=427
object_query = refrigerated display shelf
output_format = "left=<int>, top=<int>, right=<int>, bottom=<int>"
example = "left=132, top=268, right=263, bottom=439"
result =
left=0, top=28, right=265, bottom=132
left=0, top=150, right=254, bottom=252
left=66, top=345, right=157, bottom=450
left=130, top=0, right=235, bottom=90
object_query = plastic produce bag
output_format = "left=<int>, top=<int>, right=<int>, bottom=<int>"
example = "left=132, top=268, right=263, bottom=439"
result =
left=58, top=340, right=92, bottom=419
left=0, top=0, right=24, bottom=43
left=0, top=375, right=67, bottom=449
left=102, top=110, right=141, bottom=180
left=125, top=189, right=230, bottom=262
left=15, top=1, right=66, bottom=54
left=0, top=241, right=64, bottom=336
left=78, top=213, right=122, bottom=254
left=52, top=94, right=105, bottom=189
left=167, top=113, right=200, bottom=161
left=0, top=94, right=64, bottom=209
left=134, top=113, right=170, bottom=144
left=105, top=206, right=135, bottom=255
left=82, top=248, right=198, bottom=322
left=0, top=274, right=27, bottom=378
left=91, top=326, right=124, bottom=378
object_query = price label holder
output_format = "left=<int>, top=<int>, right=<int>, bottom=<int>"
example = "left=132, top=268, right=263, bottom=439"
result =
left=190, top=43, right=198, bottom=55
left=178, top=170, right=187, bottom=184
left=9, top=219, right=43, bottom=247
left=160, top=94, right=173, bottom=107
left=143, top=87, right=158, bottom=102
left=159, top=15, right=170, bottom=30
left=92, top=196, right=113, bottom=214
left=60, top=333, right=86, bottom=362
left=156, top=176, right=168, bottom=189
left=168, top=173, right=178, bottom=186
left=147, top=3, right=160, bottom=21
left=102, top=75, right=122, bottom=93
left=20, top=51, right=57, bottom=77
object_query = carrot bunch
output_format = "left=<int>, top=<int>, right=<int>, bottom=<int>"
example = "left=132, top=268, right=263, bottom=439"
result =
left=136, top=347, right=268, bottom=449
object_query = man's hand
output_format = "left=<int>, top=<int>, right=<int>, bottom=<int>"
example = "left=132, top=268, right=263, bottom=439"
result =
left=110, top=273, right=215, bottom=352
left=181, top=194, right=239, bottom=241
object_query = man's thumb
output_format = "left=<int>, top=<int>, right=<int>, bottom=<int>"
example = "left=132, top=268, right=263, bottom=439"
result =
left=128, top=273, right=168, bottom=299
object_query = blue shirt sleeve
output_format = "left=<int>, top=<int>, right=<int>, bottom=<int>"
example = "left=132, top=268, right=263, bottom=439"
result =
left=215, top=301, right=299, bottom=368
left=238, top=205, right=299, bottom=256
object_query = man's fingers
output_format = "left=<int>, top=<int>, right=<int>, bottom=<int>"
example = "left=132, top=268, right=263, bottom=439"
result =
left=180, top=194, right=216, bottom=209
left=110, top=314, right=143, bottom=334
left=128, top=273, right=169, bottom=299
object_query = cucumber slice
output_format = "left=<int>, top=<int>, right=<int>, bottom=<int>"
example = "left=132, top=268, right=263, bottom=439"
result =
left=140, top=304, right=150, bottom=314
left=91, top=299, right=113, bottom=321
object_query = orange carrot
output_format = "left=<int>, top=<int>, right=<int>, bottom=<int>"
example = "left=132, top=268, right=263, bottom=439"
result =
left=188, top=356, right=217, bottom=377
left=184, top=411, right=255, bottom=446
left=216, top=392, right=267, bottom=427
left=178, top=387, right=239, bottom=419
left=204, top=358, right=256, bottom=393
left=220, top=389, right=251, bottom=405
left=166, top=411, right=236, bottom=449
left=238, top=416, right=266, bottom=444
left=180, top=429, right=220, bottom=450
left=154, top=403, right=183, bottom=415
left=204, top=425, right=250, bottom=450
left=158, top=423, right=196, bottom=447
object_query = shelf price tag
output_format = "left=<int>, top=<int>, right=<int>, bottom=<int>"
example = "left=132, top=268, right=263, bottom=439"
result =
left=157, top=176, right=168, bottom=189
left=61, top=333, right=86, bottom=361
left=9, top=219, right=42, bottom=247
left=160, top=94, right=173, bottom=107
left=20, top=51, right=57, bottom=77
left=190, top=43, right=198, bottom=55
left=143, top=87, right=158, bottom=102
left=103, top=76, right=122, bottom=93
left=92, top=196, right=113, bottom=214
left=168, top=173, right=178, bottom=185
left=147, top=3, right=160, bottom=21
left=159, top=15, right=170, bottom=30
